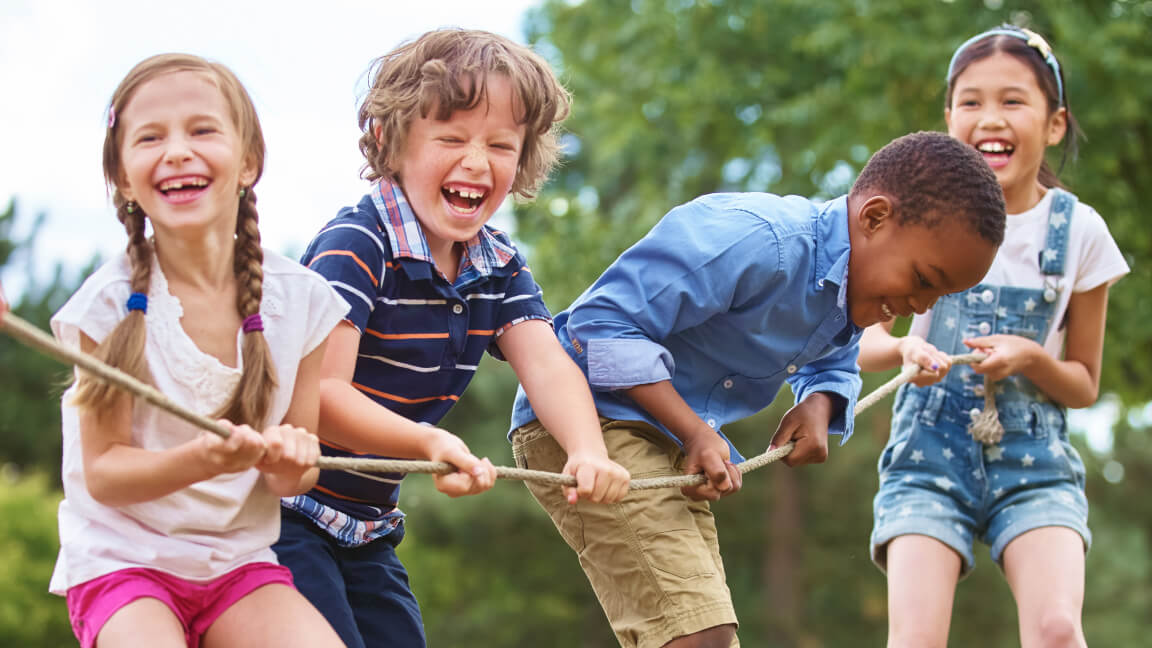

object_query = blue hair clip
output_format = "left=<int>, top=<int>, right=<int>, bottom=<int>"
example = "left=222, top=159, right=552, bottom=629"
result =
left=946, top=25, right=1064, bottom=107
left=126, top=292, right=148, bottom=313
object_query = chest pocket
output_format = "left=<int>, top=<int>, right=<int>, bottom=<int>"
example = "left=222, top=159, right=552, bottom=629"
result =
left=991, top=286, right=1056, bottom=342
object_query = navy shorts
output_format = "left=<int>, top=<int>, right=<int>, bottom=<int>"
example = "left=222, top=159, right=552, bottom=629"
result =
left=273, top=508, right=425, bottom=648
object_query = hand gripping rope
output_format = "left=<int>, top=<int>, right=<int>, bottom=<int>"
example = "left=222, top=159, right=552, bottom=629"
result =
left=0, top=312, right=987, bottom=491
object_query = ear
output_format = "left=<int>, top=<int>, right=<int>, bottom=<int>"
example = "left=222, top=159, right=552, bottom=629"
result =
left=117, top=172, right=135, bottom=204
left=239, top=154, right=259, bottom=189
left=857, top=195, right=894, bottom=238
left=1047, top=106, right=1068, bottom=146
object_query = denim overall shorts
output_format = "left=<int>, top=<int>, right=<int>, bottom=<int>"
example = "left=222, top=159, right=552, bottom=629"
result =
left=871, top=189, right=1090, bottom=574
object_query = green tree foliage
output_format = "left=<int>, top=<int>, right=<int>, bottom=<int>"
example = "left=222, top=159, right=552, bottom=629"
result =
left=0, top=200, right=95, bottom=477
left=0, top=471, right=72, bottom=646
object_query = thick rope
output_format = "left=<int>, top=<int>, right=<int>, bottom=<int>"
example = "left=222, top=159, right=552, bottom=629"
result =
left=0, top=311, right=985, bottom=490
left=967, top=373, right=1004, bottom=444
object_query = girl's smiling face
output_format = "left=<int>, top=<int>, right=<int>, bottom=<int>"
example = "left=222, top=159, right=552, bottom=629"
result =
left=116, top=70, right=256, bottom=240
left=946, top=52, right=1066, bottom=214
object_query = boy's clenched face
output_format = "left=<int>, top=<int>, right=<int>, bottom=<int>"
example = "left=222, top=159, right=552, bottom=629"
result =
left=846, top=196, right=998, bottom=328
left=395, top=74, right=526, bottom=270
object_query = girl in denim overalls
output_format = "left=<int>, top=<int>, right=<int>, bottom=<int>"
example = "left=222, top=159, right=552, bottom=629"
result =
left=859, top=26, right=1129, bottom=647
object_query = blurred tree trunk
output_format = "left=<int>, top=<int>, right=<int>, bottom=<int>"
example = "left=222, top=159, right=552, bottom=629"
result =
left=764, top=466, right=804, bottom=646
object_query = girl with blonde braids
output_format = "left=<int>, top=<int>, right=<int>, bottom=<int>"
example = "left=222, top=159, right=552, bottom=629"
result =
left=48, top=53, right=347, bottom=648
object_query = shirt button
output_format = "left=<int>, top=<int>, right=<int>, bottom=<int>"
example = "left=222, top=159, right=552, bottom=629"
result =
left=786, top=364, right=798, bottom=374
left=969, top=407, right=982, bottom=419
left=972, top=384, right=985, bottom=396
left=981, top=289, right=995, bottom=304
left=817, top=279, right=825, bottom=288
left=977, top=321, right=991, bottom=335
left=706, top=418, right=717, bottom=428
left=452, top=304, right=464, bottom=315
left=1044, top=287, right=1058, bottom=303
left=722, top=379, right=734, bottom=389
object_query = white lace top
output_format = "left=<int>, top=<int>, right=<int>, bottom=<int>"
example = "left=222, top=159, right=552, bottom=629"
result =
left=48, top=249, right=348, bottom=593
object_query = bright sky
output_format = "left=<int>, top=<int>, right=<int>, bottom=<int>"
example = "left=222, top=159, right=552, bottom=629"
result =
left=0, top=0, right=541, bottom=298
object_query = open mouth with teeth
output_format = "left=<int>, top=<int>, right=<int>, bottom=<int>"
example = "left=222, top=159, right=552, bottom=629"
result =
left=976, top=140, right=1014, bottom=168
left=441, top=185, right=487, bottom=213
left=157, top=176, right=211, bottom=201
left=881, top=303, right=894, bottom=320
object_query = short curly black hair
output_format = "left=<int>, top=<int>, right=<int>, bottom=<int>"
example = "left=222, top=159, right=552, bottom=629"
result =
left=850, top=131, right=1005, bottom=246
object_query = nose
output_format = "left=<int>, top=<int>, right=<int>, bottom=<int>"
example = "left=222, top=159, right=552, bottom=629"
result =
left=977, top=106, right=1007, bottom=130
left=162, top=134, right=193, bottom=164
left=460, top=142, right=489, bottom=173
left=908, top=293, right=939, bottom=315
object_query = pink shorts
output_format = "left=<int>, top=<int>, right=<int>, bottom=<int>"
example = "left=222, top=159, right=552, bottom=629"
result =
left=65, top=562, right=295, bottom=648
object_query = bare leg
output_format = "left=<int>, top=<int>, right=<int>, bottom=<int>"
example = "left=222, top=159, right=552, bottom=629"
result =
left=885, top=534, right=962, bottom=648
left=1003, top=526, right=1086, bottom=648
left=203, top=583, right=345, bottom=648
left=96, top=597, right=186, bottom=648
left=663, top=623, right=737, bottom=648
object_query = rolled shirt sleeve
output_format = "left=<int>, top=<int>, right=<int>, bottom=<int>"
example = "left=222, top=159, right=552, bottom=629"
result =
left=787, top=340, right=862, bottom=442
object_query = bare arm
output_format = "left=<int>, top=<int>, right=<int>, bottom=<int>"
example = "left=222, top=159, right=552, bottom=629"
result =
left=859, top=319, right=952, bottom=387
left=623, top=380, right=740, bottom=501
left=316, top=321, right=494, bottom=496
left=966, top=283, right=1109, bottom=408
left=78, top=333, right=267, bottom=507
left=256, top=336, right=329, bottom=497
left=499, top=319, right=629, bottom=503
left=857, top=320, right=902, bottom=372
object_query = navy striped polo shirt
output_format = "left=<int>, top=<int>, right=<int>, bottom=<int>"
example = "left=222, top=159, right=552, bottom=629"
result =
left=284, top=179, right=551, bottom=545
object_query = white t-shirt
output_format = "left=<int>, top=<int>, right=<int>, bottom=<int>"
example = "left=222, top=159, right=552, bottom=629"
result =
left=909, top=190, right=1129, bottom=358
left=49, top=249, right=348, bottom=593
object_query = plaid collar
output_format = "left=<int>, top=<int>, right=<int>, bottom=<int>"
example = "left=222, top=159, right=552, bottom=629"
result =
left=370, top=178, right=517, bottom=277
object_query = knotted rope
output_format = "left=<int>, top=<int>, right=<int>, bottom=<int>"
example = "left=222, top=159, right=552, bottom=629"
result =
left=0, top=311, right=987, bottom=490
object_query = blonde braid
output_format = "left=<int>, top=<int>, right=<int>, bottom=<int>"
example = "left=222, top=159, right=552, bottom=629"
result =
left=211, top=188, right=277, bottom=428
left=72, top=200, right=155, bottom=414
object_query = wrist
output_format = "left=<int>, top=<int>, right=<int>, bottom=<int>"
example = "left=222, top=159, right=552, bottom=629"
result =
left=896, top=335, right=925, bottom=363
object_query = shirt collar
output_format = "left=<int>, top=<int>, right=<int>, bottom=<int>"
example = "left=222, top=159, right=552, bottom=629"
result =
left=369, top=178, right=518, bottom=277
left=816, top=195, right=861, bottom=334
left=814, top=195, right=852, bottom=297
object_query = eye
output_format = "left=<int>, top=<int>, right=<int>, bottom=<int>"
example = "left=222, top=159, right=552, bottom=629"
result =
left=437, top=136, right=464, bottom=144
left=491, top=142, right=518, bottom=152
left=915, top=270, right=934, bottom=290
left=192, top=126, right=219, bottom=136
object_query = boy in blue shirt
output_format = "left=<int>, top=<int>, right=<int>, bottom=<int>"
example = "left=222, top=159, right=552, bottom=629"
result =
left=274, top=29, right=630, bottom=648
left=510, top=131, right=1006, bottom=648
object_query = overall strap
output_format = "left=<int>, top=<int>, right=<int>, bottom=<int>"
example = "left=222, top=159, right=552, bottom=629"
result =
left=1038, top=188, right=1077, bottom=277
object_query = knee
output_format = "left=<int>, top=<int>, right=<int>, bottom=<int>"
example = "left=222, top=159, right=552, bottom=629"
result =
left=1033, top=610, right=1083, bottom=647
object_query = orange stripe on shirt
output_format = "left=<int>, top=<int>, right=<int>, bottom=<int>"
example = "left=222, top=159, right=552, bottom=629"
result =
left=320, top=438, right=361, bottom=454
left=365, top=330, right=450, bottom=340
left=353, top=382, right=460, bottom=404
left=467, top=329, right=494, bottom=336
left=311, top=484, right=380, bottom=503
left=309, top=250, right=378, bottom=286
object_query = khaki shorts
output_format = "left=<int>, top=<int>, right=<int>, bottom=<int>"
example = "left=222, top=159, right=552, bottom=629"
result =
left=512, top=418, right=738, bottom=648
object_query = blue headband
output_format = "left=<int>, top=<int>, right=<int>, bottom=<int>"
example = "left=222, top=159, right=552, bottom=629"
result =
left=946, top=26, right=1064, bottom=107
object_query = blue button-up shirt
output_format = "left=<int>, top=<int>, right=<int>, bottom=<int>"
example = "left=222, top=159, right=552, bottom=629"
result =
left=509, top=192, right=863, bottom=461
